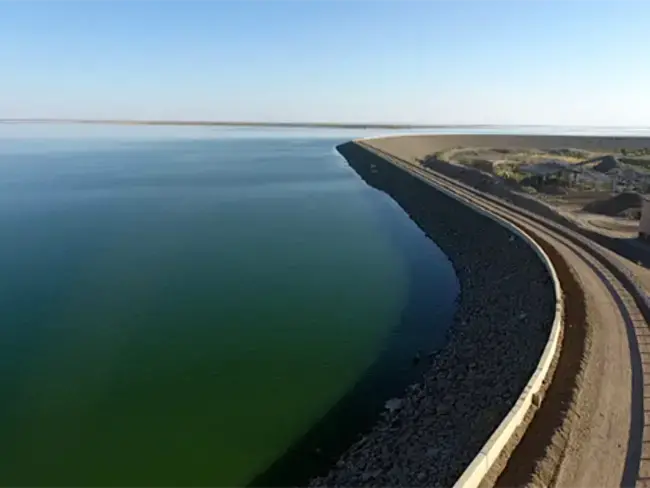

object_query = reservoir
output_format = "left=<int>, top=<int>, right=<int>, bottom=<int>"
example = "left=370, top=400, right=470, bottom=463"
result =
left=0, top=124, right=458, bottom=486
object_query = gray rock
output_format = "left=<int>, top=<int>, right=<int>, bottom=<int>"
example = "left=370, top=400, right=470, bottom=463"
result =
left=384, top=398, right=404, bottom=413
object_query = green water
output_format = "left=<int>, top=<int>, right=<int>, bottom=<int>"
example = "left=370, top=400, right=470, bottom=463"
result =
left=0, top=125, right=457, bottom=486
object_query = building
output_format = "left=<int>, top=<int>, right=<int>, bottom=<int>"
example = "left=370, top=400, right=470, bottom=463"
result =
left=519, top=159, right=612, bottom=190
left=519, top=160, right=581, bottom=188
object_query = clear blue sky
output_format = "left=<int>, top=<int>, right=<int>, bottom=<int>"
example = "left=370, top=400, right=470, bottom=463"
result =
left=2, top=0, right=649, bottom=126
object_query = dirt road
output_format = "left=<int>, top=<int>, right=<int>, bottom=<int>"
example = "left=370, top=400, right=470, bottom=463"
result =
left=360, top=140, right=649, bottom=488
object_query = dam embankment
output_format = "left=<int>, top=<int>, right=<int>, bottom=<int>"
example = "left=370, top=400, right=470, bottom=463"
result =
left=310, top=141, right=556, bottom=486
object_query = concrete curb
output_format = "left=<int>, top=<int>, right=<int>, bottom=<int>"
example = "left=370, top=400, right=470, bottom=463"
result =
left=356, top=139, right=564, bottom=488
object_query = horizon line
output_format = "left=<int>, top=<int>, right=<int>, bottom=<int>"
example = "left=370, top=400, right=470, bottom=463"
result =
left=1, top=119, right=649, bottom=131
left=0, top=118, right=484, bottom=129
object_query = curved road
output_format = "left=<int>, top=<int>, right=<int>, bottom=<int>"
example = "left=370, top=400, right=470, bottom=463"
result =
left=360, top=140, right=649, bottom=488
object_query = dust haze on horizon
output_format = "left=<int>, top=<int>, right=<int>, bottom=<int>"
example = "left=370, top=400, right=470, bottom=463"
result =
left=2, top=0, right=649, bottom=128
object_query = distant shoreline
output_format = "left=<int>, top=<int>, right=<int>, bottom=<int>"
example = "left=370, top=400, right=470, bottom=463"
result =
left=0, top=119, right=478, bottom=130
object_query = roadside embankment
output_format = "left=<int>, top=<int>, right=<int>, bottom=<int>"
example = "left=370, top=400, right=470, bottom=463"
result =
left=309, top=142, right=556, bottom=486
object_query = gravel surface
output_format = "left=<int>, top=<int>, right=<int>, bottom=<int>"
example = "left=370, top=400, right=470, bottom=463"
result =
left=309, top=143, right=556, bottom=487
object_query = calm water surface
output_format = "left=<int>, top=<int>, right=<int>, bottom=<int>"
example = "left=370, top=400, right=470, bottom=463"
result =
left=0, top=124, right=460, bottom=486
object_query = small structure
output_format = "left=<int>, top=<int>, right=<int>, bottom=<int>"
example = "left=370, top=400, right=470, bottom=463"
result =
left=520, top=160, right=573, bottom=176
left=519, top=160, right=580, bottom=188
left=639, top=196, right=650, bottom=241
left=574, top=168, right=612, bottom=190
left=519, top=159, right=613, bottom=190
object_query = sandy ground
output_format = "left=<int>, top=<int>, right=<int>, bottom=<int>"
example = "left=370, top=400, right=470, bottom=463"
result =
left=361, top=136, right=650, bottom=488
left=549, top=203, right=650, bottom=292
left=544, top=240, right=632, bottom=488
left=540, top=196, right=639, bottom=239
